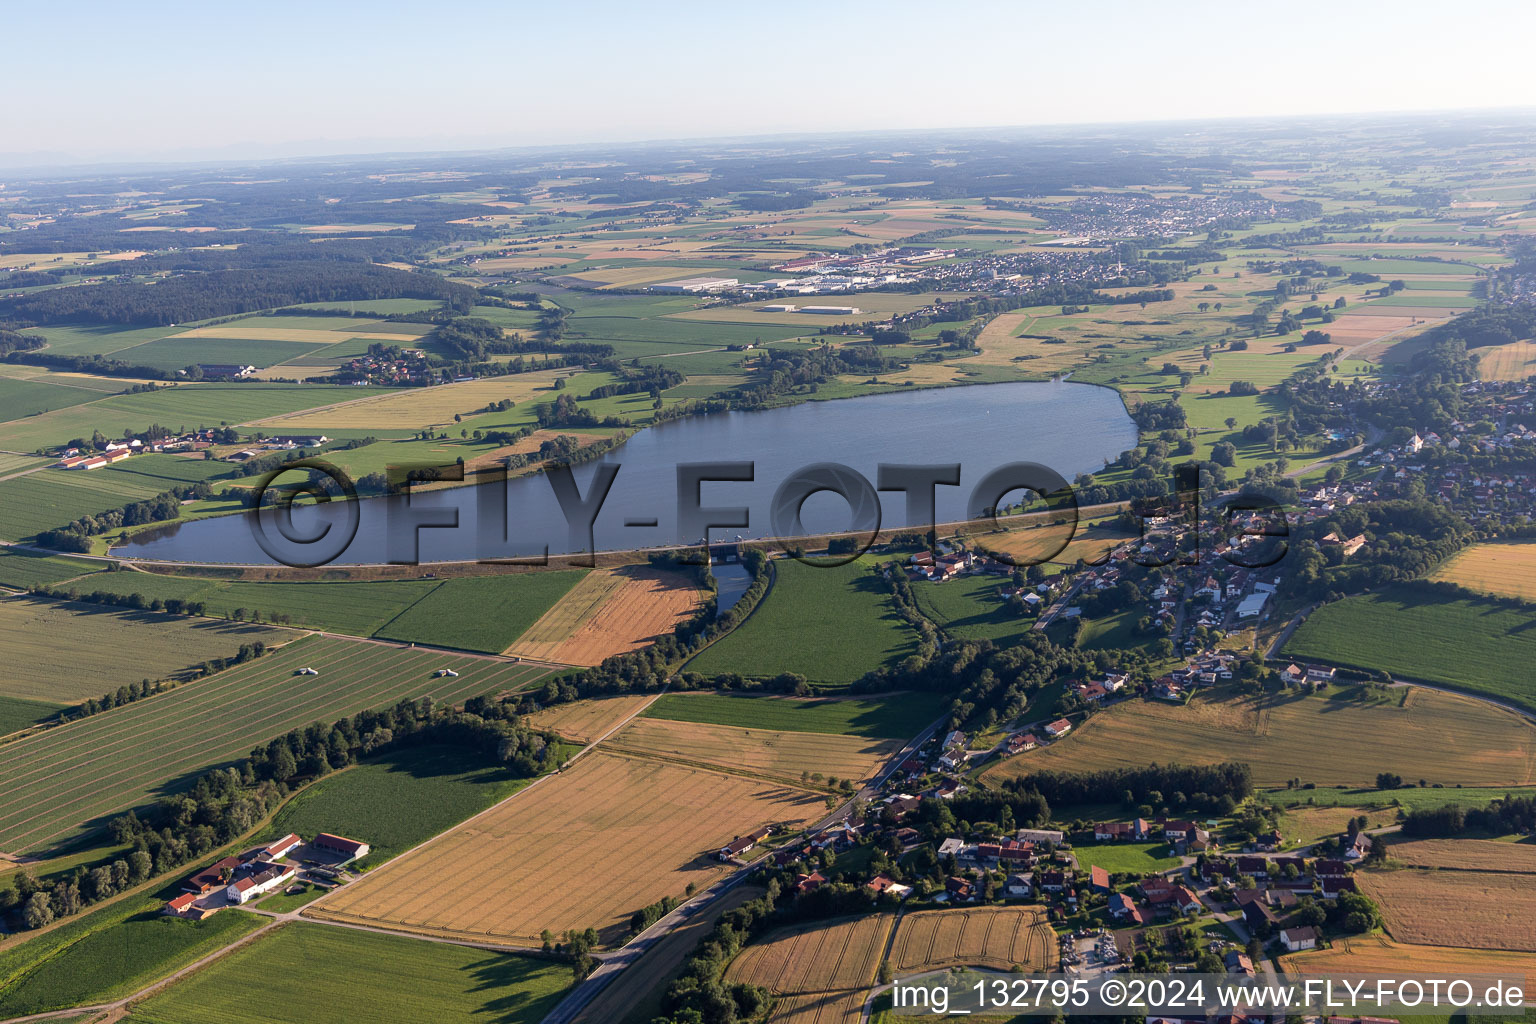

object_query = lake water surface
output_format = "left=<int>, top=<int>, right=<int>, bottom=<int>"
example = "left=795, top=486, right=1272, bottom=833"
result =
left=117, top=380, right=1136, bottom=565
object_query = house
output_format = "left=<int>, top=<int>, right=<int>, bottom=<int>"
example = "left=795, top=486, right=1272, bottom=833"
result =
left=164, top=892, right=211, bottom=919
left=795, top=871, right=826, bottom=894
left=1140, top=877, right=1178, bottom=902
left=1108, top=892, right=1144, bottom=924
left=1008, top=733, right=1039, bottom=754
left=1005, top=873, right=1034, bottom=897
left=311, top=832, right=371, bottom=864
left=937, top=837, right=968, bottom=859
left=1240, top=898, right=1276, bottom=929
left=1043, top=718, right=1072, bottom=739
left=1162, top=821, right=1198, bottom=841
left=261, top=833, right=302, bottom=860
left=1089, top=865, right=1111, bottom=893
left=1281, top=926, right=1320, bottom=952
left=1321, top=876, right=1359, bottom=899
left=1236, top=856, right=1270, bottom=878
left=866, top=875, right=912, bottom=898
left=718, top=827, right=771, bottom=861
left=1225, top=950, right=1255, bottom=975
left=1344, top=833, right=1373, bottom=861
left=1315, top=859, right=1349, bottom=879
left=1170, top=885, right=1202, bottom=913
left=946, top=876, right=975, bottom=900
left=1038, top=870, right=1067, bottom=892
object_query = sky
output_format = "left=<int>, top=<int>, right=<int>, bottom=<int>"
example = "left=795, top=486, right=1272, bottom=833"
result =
left=8, top=0, right=1536, bottom=167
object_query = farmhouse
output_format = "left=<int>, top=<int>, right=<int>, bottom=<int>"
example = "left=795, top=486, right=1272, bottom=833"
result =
left=1015, top=828, right=1064, bottom=845
left=164, top=892, right=214, bottom=920
left=196, top=363, right=257, bottom=379
left=1043, top=718, right=1073, bottom=739
left=225, top=860, right=296, bottom=904
left=1094, top=819, right=1150, bottom=841
left=719, top=827, right=772, bottom=861
left=184, top=855, right=244, bottom=894
left=312, top=832, right=371, bottom=864
left=1281, top=926, right=1320, bottom=952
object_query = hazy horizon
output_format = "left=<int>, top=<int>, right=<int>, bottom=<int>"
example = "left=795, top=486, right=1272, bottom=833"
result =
left=8, top=0, right=1536, bottom=170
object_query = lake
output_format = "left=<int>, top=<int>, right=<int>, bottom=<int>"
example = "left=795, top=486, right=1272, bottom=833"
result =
left=116, top=380, right=1137, bottom=565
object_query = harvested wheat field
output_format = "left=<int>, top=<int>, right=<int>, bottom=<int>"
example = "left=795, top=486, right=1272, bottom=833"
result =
left=523, top=695, right=656, bottom=744
left=981, top=686, right=1536, bottom=789
left=308, top=750, right=823, bottom=946
left=890, top=905, right=1054, bottom=973
left=1431, top=542, right=1536, bottom=601
left=1282, top=934, right=1536, bottom=984
left=1359, top=868, right=1536, bottom=951
left=726, top=913, right=894, bottom=1024
left=1384, top=837, right=1536, bottom=874
left=608, top=717, right=899, bottom=784
left=506, top=566, right=702, bottom=665
left=1472, top=339, right=1536, bottom=381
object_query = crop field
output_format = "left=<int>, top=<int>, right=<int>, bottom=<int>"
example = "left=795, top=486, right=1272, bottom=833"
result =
left=501, top=568, right=626, bottom=659
left=1359, top=868, right=1536, bottom=951
left=1281, top=934, right=1536, bottom=988
left=725, top=913, right=895, bottom=1024
left=1430, top=542, right=1536, bottom=600
left=0, top=595, right=292, bottom=703
left=608, top=717, right=900, bottom=784
left=248, top=368, right=582, bottom=431
left=309, top=750, right=825, bottom=945
left=571, top=884, right=766, bottom=1024
left=111, top=336, right=327, bottom=371
left=686, top=559, right=920, bottom=687
left=0, top=905, right=267, bottom=1019
left=911, top=575, right=1034, bottom=647
left=1477, top=340, right=1536, bottom=381
left=523, top=694, right=655, bottom=744
left=1284, top=582, right=1536, bottom=710
left=0, top=549, right=99, bottom=589
left=0, top=383, right=393, bottom=453
left=127, top=922, right=570, bottom=1024
left=268, top=744, right=540, bottom=868
left=0, top=695, right=63, bottom=735
left=889, top=905, right=1055, bottom=973
left=1384, top=838, right=1536, bottom=873
left=0, top=375, right=112, bottom=420
left=372, top=570, right=587, bottom=653
left=50, top=571, right=441, bottom=637
left=641, top=691, right=949, bottom=739
left=980, top=686, right=1536, bottom=789
left=0, top=636, right=553, bottom=856
left=0, top=464, right=211, bottom=540
left=505, top=565, right=702, bottom=664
